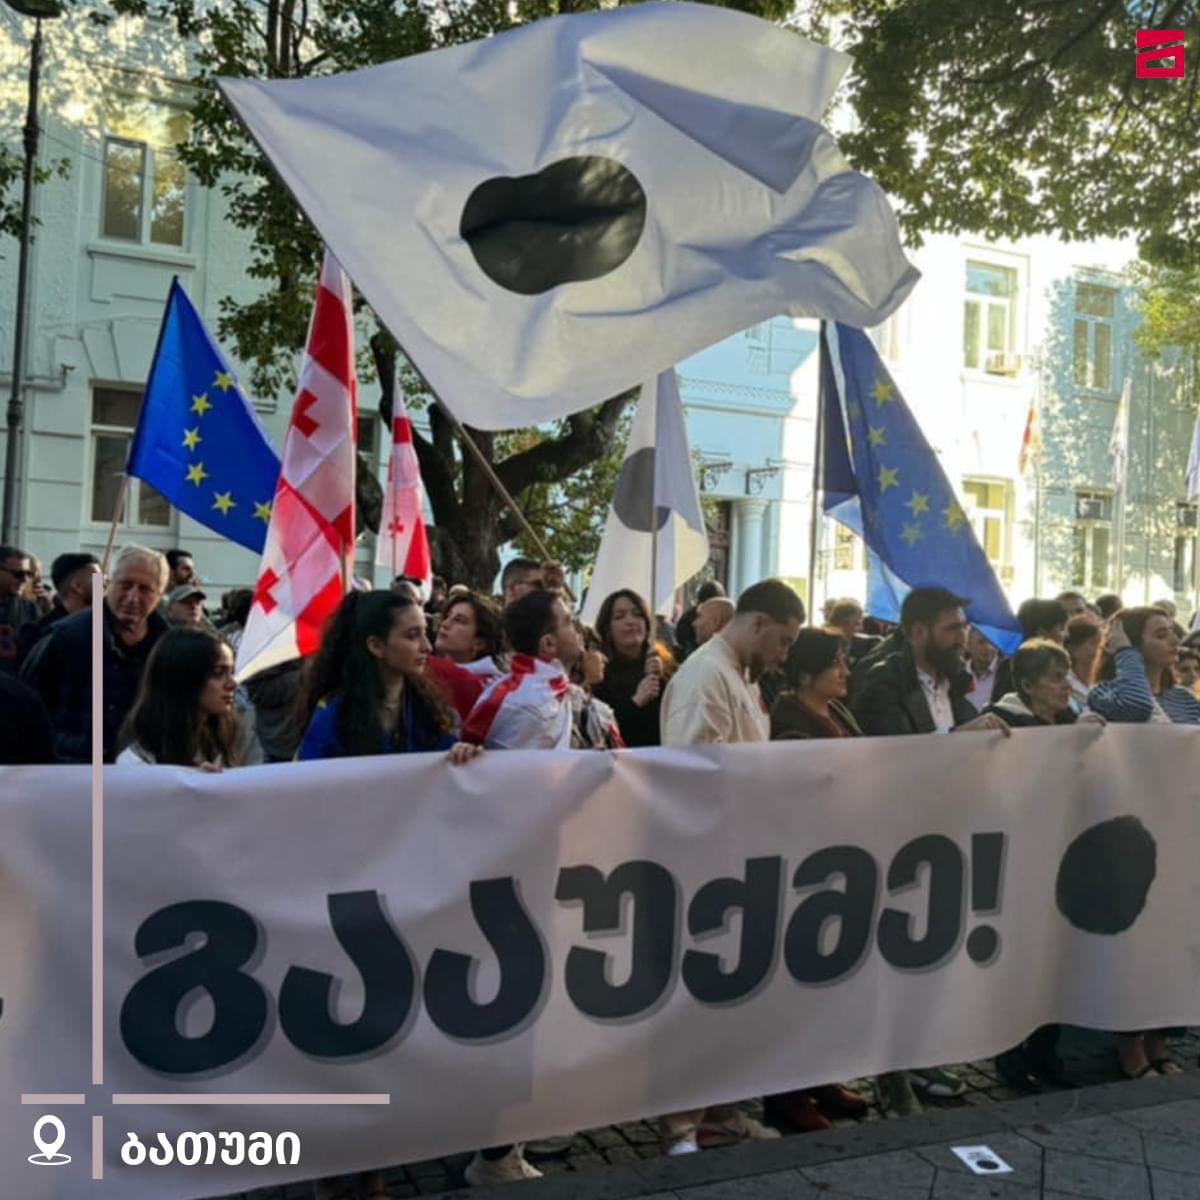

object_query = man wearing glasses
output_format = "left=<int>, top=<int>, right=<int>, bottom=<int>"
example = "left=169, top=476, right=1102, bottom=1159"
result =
left=0, top=545, right=40, bottom=676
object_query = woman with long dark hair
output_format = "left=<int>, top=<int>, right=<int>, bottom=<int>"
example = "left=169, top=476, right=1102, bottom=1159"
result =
left=1088, top=606, right=1199, bottom=1079
left=592, top=588, right=672, bottom=747
left=118, top=627, right=242, bottom=768
left=298, top=590, right=481, bottom=763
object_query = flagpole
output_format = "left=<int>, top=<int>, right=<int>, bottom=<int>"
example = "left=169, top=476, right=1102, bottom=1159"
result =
left=100, top=474, right=130, bottom=574
left=807, top=322, right=827, bottom=622
left=1114, top=378, right=1130, bottom=597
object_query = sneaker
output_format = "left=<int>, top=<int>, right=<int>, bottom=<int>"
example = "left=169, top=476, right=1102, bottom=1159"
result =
left=697, top=1110, right=782, bottom=1147
left=910, top=1066, right=966, bottom=1099
left=665, top=1135, right=700, bottom=1156
left=876, top=1071, right=923, bottom=1117
left=464, top=1147, right=543, bottom=1185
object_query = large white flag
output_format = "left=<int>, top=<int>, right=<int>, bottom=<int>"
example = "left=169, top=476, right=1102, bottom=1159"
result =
left=217, top=2, right=918, bottom=432
left=582, top=370, right=708, bottom=622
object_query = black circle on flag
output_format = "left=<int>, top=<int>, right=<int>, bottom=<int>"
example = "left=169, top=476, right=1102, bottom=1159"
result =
left=613, top=448, right=669, bottom=533
left=460, top=156, right=647, bottom=295
left=1055, top=815, right=1157, bottom=935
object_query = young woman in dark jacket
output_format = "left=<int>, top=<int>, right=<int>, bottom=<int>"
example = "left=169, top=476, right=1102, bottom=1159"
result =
left=592, top=589, right=672, bottom=747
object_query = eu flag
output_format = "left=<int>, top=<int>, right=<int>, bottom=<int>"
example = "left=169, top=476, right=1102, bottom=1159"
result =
left=128, top=280, right=280, bottom=554
left=820, top=322, right=1021, bottom=654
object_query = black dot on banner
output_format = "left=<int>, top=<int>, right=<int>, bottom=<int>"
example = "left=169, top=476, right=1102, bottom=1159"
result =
left=966, top=925, right=999, bottom=964
left=612, top=448, right=670, bottom=534
left=1055, top=816, right=1157, bottom=935
left=460, top=156, right=647, bottom=296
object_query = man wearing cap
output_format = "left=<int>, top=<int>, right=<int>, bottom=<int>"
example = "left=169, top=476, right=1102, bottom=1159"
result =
left=166, top=583, right=209, bottom=628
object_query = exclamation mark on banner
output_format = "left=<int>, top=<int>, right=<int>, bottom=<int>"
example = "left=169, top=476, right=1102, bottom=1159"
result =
left=965, top=832, right=1005, bottom=963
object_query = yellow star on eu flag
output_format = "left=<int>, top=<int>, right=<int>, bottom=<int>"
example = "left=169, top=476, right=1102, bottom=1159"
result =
left=878, top=465, right=900, bottom=493
left=943, top=501, right=967, bottom=532
left=905, top=491, right=930, bottom=516
left=901, top=522, right=923, bottom=546
left=212, top=491, right=236, bottom=516
left=253, top=500, right=272, bottom=523
left=213, top=371, right=235, bottom=393
left=182, top=427, right=201, bottom=451
left=868, top=426, right=887, bottom=448
left=872, top=378, right=894, bottom=406
left=186, top=461, right=208, bottom=486
left=191, top=392, right=212, bottom=416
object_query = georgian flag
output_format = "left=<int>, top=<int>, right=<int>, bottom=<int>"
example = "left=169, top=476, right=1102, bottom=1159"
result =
left=236, top=251, right=357, bottom=681
left=217, top=2, right=917, bottom=432
left=375, top=380, right=432, bottom=592
left=581, top=370, right=708, bottom=623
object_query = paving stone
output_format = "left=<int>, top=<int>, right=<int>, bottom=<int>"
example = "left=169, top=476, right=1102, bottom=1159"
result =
left=1042, top=1148, right=1150, bottom=1199
left=1017, top=1115, right=1145, bottom=1164
left=801, top=1149, right=935, bottom=1199
left=1143, top=1131, right=1200, bottom=1176
left=604, top=1148, right=643, bottom=1166
left=916, top=1131, right=1044, bottom=1180
left=567, top=1153, right=608, bottom=1172
left=931, top=1174, right=1043, bottom=1200
left=637, top=1145, right=664, bottom=1160
left=587, top=1129, right=629, bottom=1150
left=617, top=1124, right=662, bottom=1145
left=676, top=1169, right=825, bottom=1200
left=1115, top=1099, right=1200, bottom=1140
left=1149, top=1168, right=1200, bottom=1200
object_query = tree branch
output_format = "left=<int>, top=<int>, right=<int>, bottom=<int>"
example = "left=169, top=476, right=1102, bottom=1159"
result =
left=496, top=392, right=632, bottom=495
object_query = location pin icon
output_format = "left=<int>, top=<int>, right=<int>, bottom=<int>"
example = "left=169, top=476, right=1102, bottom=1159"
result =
left=29, top=1114, right=71, bottom=1165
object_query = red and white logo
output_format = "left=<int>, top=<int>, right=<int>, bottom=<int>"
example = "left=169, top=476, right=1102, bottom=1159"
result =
left=1136, top=29, right=1185, bottom=78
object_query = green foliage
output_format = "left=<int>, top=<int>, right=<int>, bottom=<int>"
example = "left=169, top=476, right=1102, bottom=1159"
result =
left=800, top=1, right=1200, bottom=267
left=1128, top=260, right=1200, bottom=364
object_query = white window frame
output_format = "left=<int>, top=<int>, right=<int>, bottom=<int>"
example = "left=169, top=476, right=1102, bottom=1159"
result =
left=1072, top=490, right=1114, bottom=591
left=100, top=96, right=190, bottom=249
left=86, top=385, right=173, bottom=533
left=1072, top=280, right=1118, bottom=395
left=963, top=259, right=1022, bottom=376
left=962, top=478, right=1012, bottom=580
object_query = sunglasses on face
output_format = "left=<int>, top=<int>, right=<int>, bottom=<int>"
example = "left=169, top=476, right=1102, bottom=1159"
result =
left=2, top=566, right=32, bottom=581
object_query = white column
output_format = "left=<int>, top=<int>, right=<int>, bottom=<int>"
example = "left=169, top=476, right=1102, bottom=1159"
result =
left=734, top=498, right=767, bottom=592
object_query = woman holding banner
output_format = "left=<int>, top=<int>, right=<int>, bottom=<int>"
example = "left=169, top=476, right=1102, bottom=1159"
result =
left=117, top=627, right=246, bottom=768
left=767, top=628, right=875, bottom=1128
left=298, top=590, right=483, bottom=764
left=1088, top=607, right=1199, bottom=1079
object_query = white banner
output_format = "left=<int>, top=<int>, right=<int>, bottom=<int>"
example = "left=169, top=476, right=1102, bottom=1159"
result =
left=1, top=725, right=1198, bottom=1198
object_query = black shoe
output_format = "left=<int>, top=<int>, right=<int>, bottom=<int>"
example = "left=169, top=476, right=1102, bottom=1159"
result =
left=1028, top=1054, right=1074, bottom=1089
left=994, top=1048, right=1046, bottom=1093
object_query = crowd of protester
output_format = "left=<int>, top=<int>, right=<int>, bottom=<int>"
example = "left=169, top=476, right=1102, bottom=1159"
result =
left=3, top=539, right=1200, bottom=1192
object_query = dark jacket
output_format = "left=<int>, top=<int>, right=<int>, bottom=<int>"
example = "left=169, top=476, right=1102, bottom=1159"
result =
left=0, top=593, right=41, bottom=676
left=20, top=603, right=167, bottom=763
left=850, top=644, right=978, bottom=736
left=847, top=629, right=905, bottom=702
left=0, top=673, right=56, bottom=764
left=985, top=693, right=1077, bottom=728
left=593, top=658, right=662, bottom=747
left=15, top=599, right=70, bottom=669
left=770, top=694, right=862, bottom=739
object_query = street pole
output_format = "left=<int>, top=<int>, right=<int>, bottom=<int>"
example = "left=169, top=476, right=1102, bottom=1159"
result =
left=2, top=12, right=47, bottom=544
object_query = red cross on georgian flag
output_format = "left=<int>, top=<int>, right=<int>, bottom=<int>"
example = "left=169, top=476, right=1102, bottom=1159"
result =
left=375, top=379, right=432, bottom=592
left=236, top=249, right=357, bottom=680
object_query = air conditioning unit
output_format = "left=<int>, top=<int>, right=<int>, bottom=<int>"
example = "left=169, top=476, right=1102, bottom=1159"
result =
left=1076, top=496, right=1110, bottom=521
left=984, top=352, right=1022, bottom=377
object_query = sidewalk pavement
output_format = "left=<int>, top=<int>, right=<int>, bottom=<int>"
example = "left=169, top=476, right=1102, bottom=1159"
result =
left=217, top=1026, right=1200, bottom=1200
